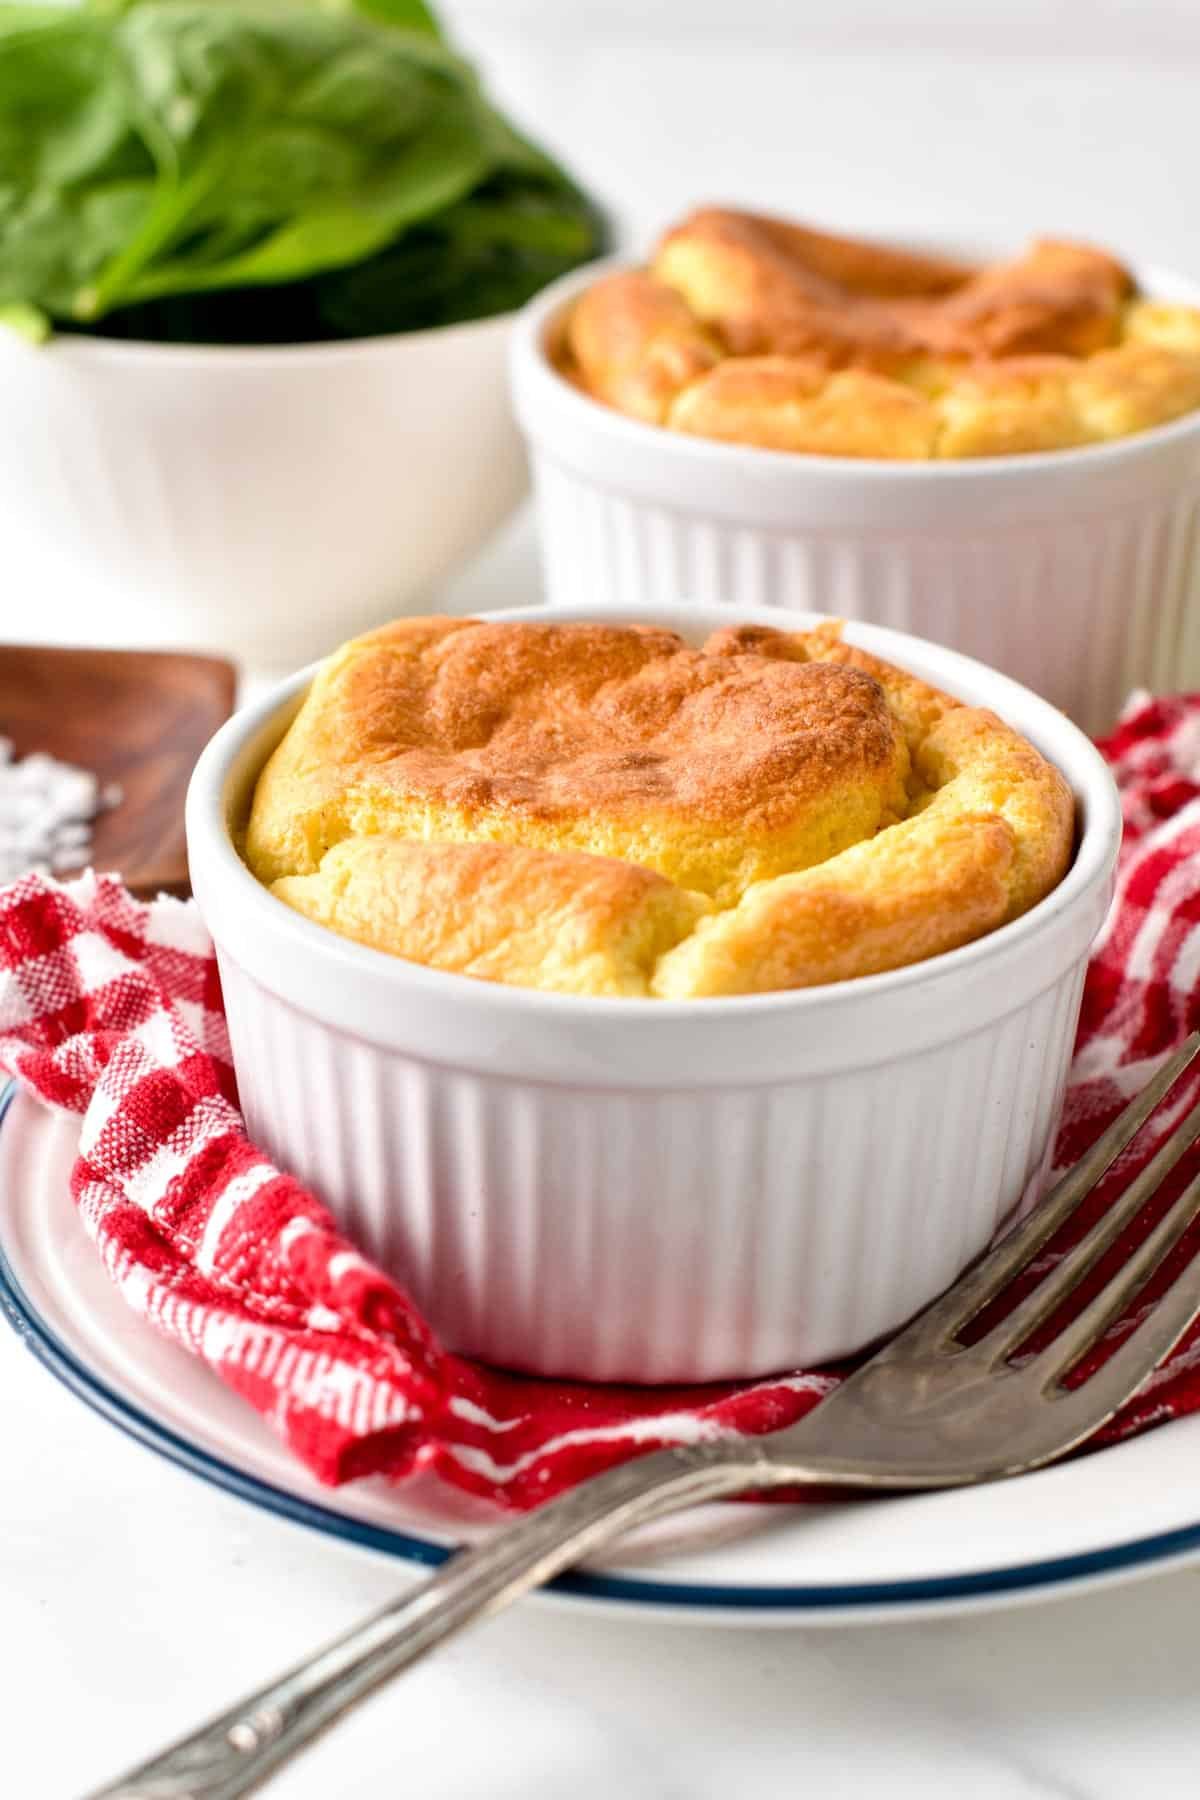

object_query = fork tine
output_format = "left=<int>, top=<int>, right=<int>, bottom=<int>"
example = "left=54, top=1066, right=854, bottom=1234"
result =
left=977, top=1091, right=1200, bottom=1362
left=1031, top=1162, right=1200, bottom=1388
left=886, top=1031, right=1200, bottom=1352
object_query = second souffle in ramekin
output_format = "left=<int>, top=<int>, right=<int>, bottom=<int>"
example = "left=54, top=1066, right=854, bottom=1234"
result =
left=511, top=212, right=1200, bottom=733
left=187, top=603, right=1120, bottom=1384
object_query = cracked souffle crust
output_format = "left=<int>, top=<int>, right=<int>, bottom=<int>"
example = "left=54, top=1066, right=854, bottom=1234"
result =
left=555, top=208, right=1200, bottom=458
left=244, top=616, right=1075, bottom=999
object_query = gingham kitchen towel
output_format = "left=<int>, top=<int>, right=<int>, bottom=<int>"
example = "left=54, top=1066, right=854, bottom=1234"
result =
left=3, top=689, right=1200, bottom=1510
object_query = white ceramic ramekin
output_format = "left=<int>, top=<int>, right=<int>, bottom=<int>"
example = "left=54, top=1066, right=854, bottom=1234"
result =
left=511, top=259, right=1200, bottom=734
left=186, top=602, right=1120, bottom=1385
left=0, top=313, right=526, bottom=670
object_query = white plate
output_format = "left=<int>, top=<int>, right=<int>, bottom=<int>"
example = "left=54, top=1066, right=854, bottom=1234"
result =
left=5, top=1083, right=1200, bottom=1626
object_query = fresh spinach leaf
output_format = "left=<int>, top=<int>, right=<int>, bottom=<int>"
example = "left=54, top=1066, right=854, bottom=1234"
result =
left=0, top=0, right=607, bottom=342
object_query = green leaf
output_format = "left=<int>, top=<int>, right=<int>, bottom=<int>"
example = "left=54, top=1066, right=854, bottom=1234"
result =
left=0, top=298, right=50, bottom=340
left=344, top=0, right=441, bottom=38
left=0, top=0, right=604, bottom=340
left=65, top=5, right=490, bottom=313
left=104, top=96, right=491, bottom=305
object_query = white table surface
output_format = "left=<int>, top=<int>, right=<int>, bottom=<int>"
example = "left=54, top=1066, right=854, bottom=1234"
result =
left=8, top=8, right=1200, bottom=1793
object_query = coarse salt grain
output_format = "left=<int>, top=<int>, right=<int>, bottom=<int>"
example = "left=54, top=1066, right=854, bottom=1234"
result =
left=0, top=737, right=119, bottom=882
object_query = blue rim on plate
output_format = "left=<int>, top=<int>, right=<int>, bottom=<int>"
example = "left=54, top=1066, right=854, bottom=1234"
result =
left=4, top=1079, right=1200, bottom=1614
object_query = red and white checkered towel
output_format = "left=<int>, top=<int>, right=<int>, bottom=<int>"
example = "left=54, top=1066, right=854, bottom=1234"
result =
left=3, top=691, right=1200, bottom=1511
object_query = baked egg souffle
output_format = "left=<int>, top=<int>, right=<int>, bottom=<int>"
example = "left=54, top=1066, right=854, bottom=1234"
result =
left=244, top=617, right=1074, bottom=999
left=556, top=208, right=1200, bottom=457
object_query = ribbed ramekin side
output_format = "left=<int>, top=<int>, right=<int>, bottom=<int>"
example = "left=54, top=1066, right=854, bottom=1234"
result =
left=216, top=952, right=1088, bottom=1385
left=530, top=455, right=1200, bottom=732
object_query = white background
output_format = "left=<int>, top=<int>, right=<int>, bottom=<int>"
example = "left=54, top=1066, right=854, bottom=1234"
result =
left=443, top=0, right=1200, bottom=267
left=7, top=4, right=1200, bottom=1795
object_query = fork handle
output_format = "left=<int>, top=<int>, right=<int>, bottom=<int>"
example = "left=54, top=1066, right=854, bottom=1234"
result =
left=87, top=1444, right=774, bottom=1800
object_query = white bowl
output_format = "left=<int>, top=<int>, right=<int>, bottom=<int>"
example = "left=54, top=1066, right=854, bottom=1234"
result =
left=186, top=601, right=1120, bottom=1384
left=0, top=314, right=527, bottom=670
left=511, top=258, right=1200, bottom=733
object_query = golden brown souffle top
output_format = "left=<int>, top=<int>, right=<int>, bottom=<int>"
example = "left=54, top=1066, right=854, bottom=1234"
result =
left=244, top=616, right=1074, bottom=999
left=555, top=208, right=1200, bottom=458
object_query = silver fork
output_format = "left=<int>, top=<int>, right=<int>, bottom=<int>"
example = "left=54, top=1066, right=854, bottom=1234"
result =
left=92, top=1032, right=1200, bottom=1800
